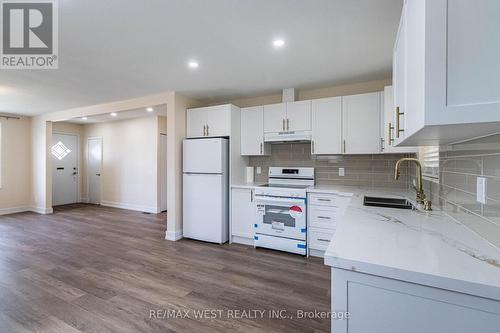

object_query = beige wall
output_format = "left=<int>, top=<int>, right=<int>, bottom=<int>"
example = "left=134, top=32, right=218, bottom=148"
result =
left=201, top=79, right=391, bottom=107
left=0, top=117, right=32, bottom=213
left=81, top=116, right=160, bottom=212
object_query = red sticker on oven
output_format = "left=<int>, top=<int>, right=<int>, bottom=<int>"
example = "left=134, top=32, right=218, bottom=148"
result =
left=289, top=206, right=303, bottom=219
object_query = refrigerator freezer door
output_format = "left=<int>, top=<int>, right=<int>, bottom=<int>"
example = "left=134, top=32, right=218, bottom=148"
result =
left=183, top=138, right=228, bottom=174
left=183, top=173, right=228, bottom=244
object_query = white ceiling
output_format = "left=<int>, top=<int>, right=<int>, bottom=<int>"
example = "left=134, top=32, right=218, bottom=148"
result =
left=0, top=0, right=403, bottom=116
left=63, top=104, right=167, bottom=124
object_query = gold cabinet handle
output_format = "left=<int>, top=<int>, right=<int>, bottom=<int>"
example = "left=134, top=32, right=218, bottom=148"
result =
left=343, top=140, right=346, bottom=154
left=388, top=122, right=394, bottom=145
left=312, top=140, right=315, bottom=154
left=287, top=118, right=290, bottom=131
left=380, top=137, right=385, bottom=152
left=395, top=107, right=404, bottom=138
left=282, top=119, right=285, bottom=131
left=260, top=143, right=263, bottom=154
left=203, top=125, right=206, bottom=136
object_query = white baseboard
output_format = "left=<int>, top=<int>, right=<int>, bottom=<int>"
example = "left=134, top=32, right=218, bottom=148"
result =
left=0, top=206, right=31, bottom=216
left=100, top=200, right=160, bottom=214
left=0, top=206, right=54, bottom=216
left=165, top=229, right=183, bottom=241
left=30, top=206, right=54, bottom=215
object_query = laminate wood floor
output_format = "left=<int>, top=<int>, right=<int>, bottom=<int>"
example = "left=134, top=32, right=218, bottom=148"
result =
left=0, top=204, right=330, bottom=333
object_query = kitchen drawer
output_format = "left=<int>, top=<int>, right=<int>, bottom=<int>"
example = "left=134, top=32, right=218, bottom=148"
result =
left=309, top=193, right=352, bottom=209
left=309, top=228, right=335, bottom=251
left=309, top=205, right=338, bottom=230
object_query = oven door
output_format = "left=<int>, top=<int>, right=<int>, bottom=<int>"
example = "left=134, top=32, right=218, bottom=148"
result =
left=254, top=196, right=306, bottom=240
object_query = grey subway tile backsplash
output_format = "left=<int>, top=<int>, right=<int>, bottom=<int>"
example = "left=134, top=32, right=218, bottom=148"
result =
left=421, top=134, right=500, bottom=248
left=248, top=142, right=413, bottom=190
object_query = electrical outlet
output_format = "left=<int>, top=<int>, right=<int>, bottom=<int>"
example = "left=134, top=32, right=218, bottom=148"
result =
left=256, top=167, right=262, bottom=175
left=339, top=168, right=345, bottom=177
left=477, top=177, right=487, bottom=204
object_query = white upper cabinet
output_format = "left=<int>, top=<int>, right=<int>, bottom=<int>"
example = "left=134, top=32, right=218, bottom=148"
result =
left=187, top=107, right=208, bottom=138
left=311, top=97, right=342, bottom=155
left=241, top=106, right=270, bottom=156
left=342, top=92, right=381, bottom=154
left=206, top=106, right=231, bottom=137
left=263, top=103, right=286, bottom=133
left=382, top=86, right=417, bottom=153
left=394, top=0, right=500, bottom=146
left=286, top=100, right=312, bottom=132
left=263, top=101, right=311, bottom=133
left=187, top=105, right=231, bottom=138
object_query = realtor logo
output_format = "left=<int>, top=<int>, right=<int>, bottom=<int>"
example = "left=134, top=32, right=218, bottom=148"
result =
left=1, top=0, right=58, bottom=69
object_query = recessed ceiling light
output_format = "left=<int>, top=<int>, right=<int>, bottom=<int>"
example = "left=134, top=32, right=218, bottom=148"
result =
left=81, top=117, right=87, bottom=120
left=273, top=39, right=285, bottom=48
left=146, top=107, right=154, bottom=112
left=110, top=113, right=117, bottom=117
left=188, top=61, right=199, bottom=69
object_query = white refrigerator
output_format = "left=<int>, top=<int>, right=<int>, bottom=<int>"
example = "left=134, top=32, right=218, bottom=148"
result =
left=183, top=138, right=229, bottom=244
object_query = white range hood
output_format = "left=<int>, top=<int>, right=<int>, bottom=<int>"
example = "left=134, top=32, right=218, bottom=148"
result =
left=264, top=130, right=312, bottom=143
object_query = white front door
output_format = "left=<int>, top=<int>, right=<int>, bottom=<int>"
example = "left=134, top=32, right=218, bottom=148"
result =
left=160, top=134, right=168, bottom=212
left=87, top=137, right=102, bottom=205
left=52, top=133, right=79, bottom=206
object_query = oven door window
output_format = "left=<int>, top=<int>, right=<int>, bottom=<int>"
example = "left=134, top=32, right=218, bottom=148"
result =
left=256, top=199, right=306, bottom=240
left=263, top=205, right=296, bottom=229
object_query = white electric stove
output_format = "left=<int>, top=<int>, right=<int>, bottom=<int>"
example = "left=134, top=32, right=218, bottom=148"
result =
left=253, top=167, right=315, bottom=255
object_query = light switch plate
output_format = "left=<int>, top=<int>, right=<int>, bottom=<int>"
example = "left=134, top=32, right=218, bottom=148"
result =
left=477, top=177, right=487, bottom=204
left=256, top=167, right=262, bottom=175
left=339, top=168, right=345, bottom=177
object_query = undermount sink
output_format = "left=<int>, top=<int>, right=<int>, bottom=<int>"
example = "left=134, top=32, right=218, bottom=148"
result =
left=363, top=196, right=415, bottom=210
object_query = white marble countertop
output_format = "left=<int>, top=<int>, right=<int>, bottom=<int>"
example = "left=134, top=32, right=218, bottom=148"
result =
left=320, top=186, right=500, bottom=301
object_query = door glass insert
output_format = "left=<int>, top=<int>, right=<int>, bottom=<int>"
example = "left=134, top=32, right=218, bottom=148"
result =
left=51, top=141, right=71, bottom=160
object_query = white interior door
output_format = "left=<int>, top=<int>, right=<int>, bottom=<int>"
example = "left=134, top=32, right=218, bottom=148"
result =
left=160, top=134, right=168, bottom=212
left=52, top=133, right=79, bottom=206
left=87, top=137, right=102, bottom=205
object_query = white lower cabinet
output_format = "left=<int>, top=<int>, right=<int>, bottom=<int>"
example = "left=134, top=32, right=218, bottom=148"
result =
left=308, top=192, right=351, bottom=257
left=230, top=188, right=255, bottom=245
left=331, top=267, right=500, bottom=333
